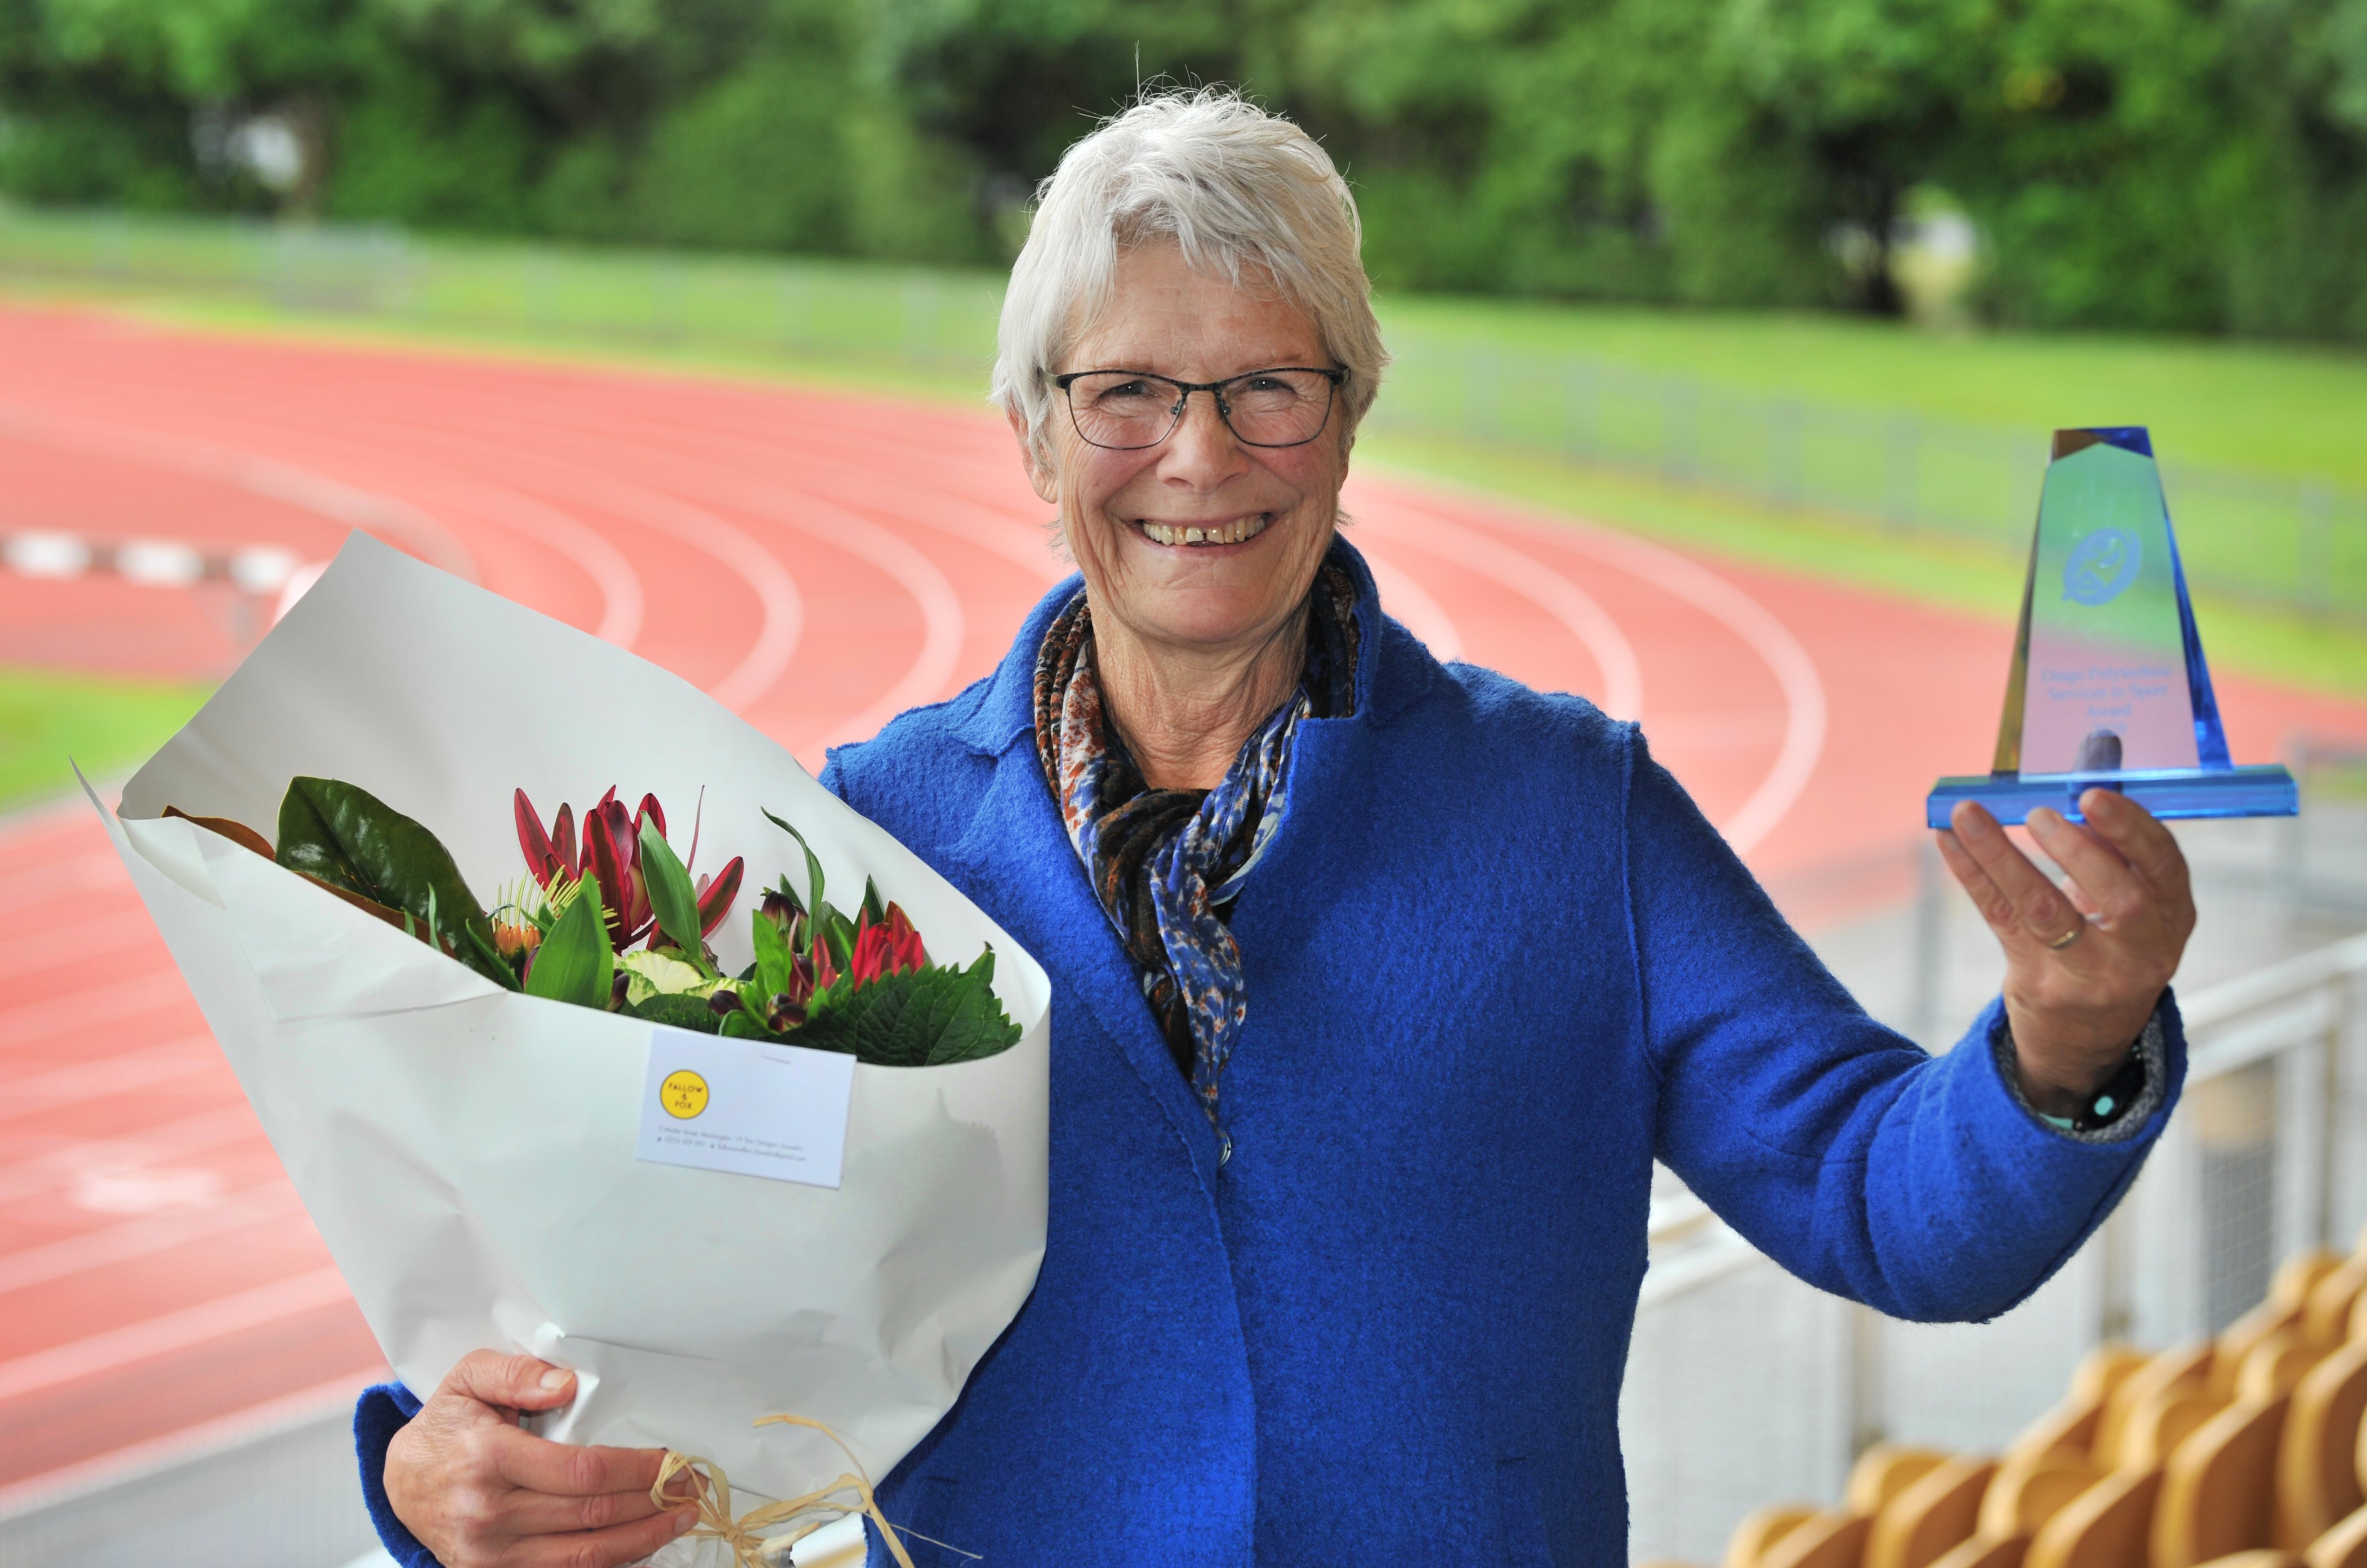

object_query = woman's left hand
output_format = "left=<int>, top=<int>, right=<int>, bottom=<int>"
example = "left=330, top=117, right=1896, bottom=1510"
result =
left=1937, top=789, right=2195, bottom=1118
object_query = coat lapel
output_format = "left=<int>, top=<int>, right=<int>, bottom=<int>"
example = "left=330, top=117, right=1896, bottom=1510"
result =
left=947, top=731, right=1228, bottom=1193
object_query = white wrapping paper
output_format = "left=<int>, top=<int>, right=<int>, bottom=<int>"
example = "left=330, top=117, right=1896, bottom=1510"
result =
left=92, top=533, right=1050, bottom=1549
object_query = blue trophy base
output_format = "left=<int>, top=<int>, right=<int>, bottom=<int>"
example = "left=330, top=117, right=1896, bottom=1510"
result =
left=1925, top=764, right=2298, bottom=828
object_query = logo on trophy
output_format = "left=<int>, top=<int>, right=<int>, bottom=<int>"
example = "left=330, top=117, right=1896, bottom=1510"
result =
left=1927, top=427, right=2298, bottom=826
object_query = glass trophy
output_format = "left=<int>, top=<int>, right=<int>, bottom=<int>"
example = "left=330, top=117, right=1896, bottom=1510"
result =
left=1926, top=427, right=2297, bottom=827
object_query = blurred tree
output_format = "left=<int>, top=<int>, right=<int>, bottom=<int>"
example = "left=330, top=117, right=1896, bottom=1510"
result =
left=2, top=0, right=2363, bottom=335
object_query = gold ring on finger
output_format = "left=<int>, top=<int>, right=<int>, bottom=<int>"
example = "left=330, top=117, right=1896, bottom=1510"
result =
left=2048, top=923, right=2083, bottom=950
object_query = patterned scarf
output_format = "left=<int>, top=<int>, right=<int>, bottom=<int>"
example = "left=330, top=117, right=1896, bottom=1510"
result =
left=1035, top=559, right=1361, bottom=1125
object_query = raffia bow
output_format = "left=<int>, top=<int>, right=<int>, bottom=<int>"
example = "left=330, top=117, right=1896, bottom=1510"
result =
left=652, top=1414, right=963, bottom=1568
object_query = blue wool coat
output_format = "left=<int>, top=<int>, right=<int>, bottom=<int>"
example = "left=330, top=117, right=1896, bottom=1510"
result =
left=356, top=539, right=2181, bottom=1566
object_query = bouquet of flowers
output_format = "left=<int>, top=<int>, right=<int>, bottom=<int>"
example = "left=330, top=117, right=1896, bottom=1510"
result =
left=93, top=534, right=1049, bottom=1563
left=168, top=776, right=1020, bottom=1065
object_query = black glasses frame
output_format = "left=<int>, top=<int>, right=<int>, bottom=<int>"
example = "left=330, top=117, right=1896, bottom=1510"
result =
left=1050, top=366, right=1347, bottom=451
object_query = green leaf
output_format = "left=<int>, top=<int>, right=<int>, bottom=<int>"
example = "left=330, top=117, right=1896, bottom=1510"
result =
left=749, top=905, right=796, bottom=997
left=277, top=777, right=519, bottom=991
left=525, top=869, right=614, bottom=1009
left=861, top=876, right=885, bottom=927
left=790, top=946, right=1020, bottom=1067
left=762, top=809, right=828, bottom=955
left=626, top=991, right=724, bottom=1034
left=637, top=817, right=714, bottom=978
left=814, top=902, right=854, bottom=968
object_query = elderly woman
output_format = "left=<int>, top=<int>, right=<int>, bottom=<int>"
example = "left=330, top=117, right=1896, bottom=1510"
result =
left=362, top=91, right=2190, bottom=1566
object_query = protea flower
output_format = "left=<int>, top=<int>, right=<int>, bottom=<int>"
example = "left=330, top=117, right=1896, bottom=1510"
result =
left=515, top=787, right=742, bottom=952
left=848, top=903, right=926, bottom=988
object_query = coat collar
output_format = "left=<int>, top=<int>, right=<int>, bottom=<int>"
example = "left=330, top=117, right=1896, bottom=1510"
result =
left=950, top=533, right=1438, bottom=760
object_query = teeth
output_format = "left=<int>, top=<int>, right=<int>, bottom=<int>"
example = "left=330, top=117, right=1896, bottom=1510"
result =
left=1137, top=514, right=1271, bottom=547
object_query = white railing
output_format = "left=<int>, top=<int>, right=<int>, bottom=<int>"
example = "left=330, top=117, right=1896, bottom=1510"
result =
left=1626, top=929, right=2367, bottom=1562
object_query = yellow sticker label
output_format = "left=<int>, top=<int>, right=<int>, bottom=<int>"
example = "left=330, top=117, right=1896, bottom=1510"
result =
left=659, top=1069, right=709, bottom=1120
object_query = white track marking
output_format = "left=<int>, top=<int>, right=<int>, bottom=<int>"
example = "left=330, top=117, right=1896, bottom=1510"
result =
left=1357, top=546, right=1466, bottom=664
left=0, top=1265, right=352, bottom=1402
left=512, top=476, right=803, bottom=714
left=0, top=1181, right=302, bottom=1295
left=0, top=853, right=131, bottom=912
left=0, top=1037, right=219, bottom=1121
left=0, top=1105, right=261, bottom=1201
left=1359, top=506, right=1644, bottom=723
left=1395, top=488, right=1829, bottom=856
left=747, top=486, right=968, bottom=744
left=0, top=405, right=478, bottom=581
left=0, top=969, right=190, bottom=1049
left=391, top=475, right=645, bottom=649
left=0, top=1366, right=385, bottom=1517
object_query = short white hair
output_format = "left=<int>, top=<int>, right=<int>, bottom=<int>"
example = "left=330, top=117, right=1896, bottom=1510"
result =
left=992, top=88, right=1388, bottom=467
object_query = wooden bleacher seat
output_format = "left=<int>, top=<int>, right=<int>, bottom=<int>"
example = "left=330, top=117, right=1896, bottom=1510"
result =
left=2219, top=1255, right=2349, bottom=1402
left=1982, top=1451, right=2105, bottom=1536
left=1763, top=1512, right=1875, bottom=1568
left=2026, top=1466, right=2163, bottom=1568
left=2009, top=1348, right=2150, bottom=1468
left=1867, top=1456, right=1997, bottom=1568
left=1727, top=1505, right=1820, bottom=1568
left=2118, top=1384, right=2233, bottom=1471
left=2244, top=1330, right=2332, bottom=1405
left=1929, top=1535, right=2030, bottom=1568
left=2308, top=1504, right=2367, bottom=1568
left=1848, top=1447, right=1955, bottom=1516
left=2098, top=1342, right=2214, bottom=1465
left=2275, top=1340, right=2367, bottom=1547
left=2185, top=1554, right=2302, bottom=1568
left=2154, top=1393, right=2293, bottom=1567
left=2303, top=1259, right=2367, bottom=1349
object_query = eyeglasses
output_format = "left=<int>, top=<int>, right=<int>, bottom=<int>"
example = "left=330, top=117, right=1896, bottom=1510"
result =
left=1051, top=367, right=1345, bottom=451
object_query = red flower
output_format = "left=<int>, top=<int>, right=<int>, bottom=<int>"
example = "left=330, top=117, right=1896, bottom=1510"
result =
left=848, top=903, right=927, bottom=988
left=515, top=787, right=741, bottom=951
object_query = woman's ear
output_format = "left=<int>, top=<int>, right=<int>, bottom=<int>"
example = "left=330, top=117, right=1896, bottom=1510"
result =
left=1006, top=402, right=1060, bottom=505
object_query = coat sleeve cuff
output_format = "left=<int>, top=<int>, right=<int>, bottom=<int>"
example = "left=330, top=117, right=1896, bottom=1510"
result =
left=1987, top=1000, right=2173, bottom=1144
left=355, top=1382, right=440, bottom=1567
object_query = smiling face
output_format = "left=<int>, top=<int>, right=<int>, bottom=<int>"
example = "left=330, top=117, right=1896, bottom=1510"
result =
left=1018, top=241, right=1348, bottom=662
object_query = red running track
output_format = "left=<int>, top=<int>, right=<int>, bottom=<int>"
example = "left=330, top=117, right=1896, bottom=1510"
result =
left=3, top=304, right=2366, bottom=1501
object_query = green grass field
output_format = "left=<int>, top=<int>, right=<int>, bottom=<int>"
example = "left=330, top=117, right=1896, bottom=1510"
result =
left=1377, top=296, right=2367, bottom=489
left=0, top=667, right=209, bottom=813
left=5, top=208, right=2366, bottom=715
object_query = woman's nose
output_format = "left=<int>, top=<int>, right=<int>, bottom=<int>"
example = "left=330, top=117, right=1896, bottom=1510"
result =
left=1161, top=388, right=1246, bottom=478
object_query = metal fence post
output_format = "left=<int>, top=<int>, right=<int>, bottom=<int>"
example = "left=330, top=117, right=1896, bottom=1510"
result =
left=1563, top=360, right=1597, bottom=461
left=2301, top=482, right=2335, bottom=614
left=1665, top=378, right=1698, bottom=484
left=1885, top=415, right=1920, bottom=532
left=1909, top=840, right=1947, bottom=1046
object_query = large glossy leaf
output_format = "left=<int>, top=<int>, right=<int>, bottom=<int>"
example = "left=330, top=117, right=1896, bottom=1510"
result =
left=792, top=947, right=1018, bottom=1066
left=276, top=777, right=518, bottom=990
left=525, top=873, right=613, bottom=1008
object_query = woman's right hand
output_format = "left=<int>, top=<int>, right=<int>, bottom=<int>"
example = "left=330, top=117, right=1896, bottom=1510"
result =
left=384, top=1350, right=698, bottom=1567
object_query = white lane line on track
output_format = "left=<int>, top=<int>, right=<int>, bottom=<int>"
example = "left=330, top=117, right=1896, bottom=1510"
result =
left=0, top=405, right=478, bottom=582
left=0, top=1181, right=302, bottom=1297
left=0, top=1038, right=219, bottom=1121
left=0, top=855, right=136, bottom=913
left=0, top=1364, right=387, bottom=1519
left=754, top=488, right=966, bottom=745
left=519, top=478, right=803, bottom=715
left=2, top=910, right=163, bottom=975
left=0, top=1264, right=351, bottom=1402
left=266, top=413, right=804, bottom=715
left=1359, top=507, right=1644, bottom=723
left=390, top=475, right=645, bottom=649
left=0, top=1105, right=260, bottom=1202
left=1357, top=548, right=1465, bottom=664
left=1398, top=489, right=1829, bottom=856
left=0, top=970, right=191, bottom=1050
